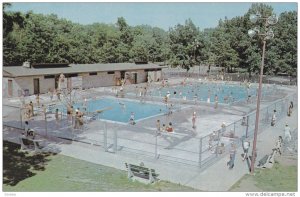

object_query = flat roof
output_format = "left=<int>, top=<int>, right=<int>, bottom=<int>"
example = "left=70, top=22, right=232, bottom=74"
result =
left=3, top=63, right=165, bottom=77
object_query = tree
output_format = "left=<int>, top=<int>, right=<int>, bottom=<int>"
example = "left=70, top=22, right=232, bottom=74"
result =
left=169, top=19, right=200, bottom=68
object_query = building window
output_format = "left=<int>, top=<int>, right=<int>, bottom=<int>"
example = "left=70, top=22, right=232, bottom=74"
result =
left=89, top=72, right=97, bottom=76
left=145, top=69, right=156, bottom=72
left=65, top=73, right=78, bottom=78
left=107, top=71, right=115, bottom=74
left=44, top=75, right=55, bottom=79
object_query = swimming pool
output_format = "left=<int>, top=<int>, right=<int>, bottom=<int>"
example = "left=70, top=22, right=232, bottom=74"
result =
left=149, top=82, right=265, bottom=103
left=50, top=98, right=167, bottom=123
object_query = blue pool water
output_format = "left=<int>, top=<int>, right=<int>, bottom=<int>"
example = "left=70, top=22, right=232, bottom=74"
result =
left=51, top=98, right=167, bottom=123
left=151, top=82, right=263, bottom=103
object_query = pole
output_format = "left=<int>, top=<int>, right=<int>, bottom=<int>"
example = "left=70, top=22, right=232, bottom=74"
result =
left=234, top=122, right=236, bottom=134
left=198, top=137, right=203, bottom=168
left=45, top=112, right=48, bottom=137
left=20, top=108, right=23, bottom=129
left=155, top=130, right=158, bottom=159
left=246, top=115, right=249, bottom=138
left=104, top=122, right=108, bottom=152
left=250, top=40, right=266, bottom=174
left=113, top=129, right=117, bottom=153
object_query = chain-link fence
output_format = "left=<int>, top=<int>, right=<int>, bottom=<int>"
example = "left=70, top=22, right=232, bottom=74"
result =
left=3, top=105, right=23, bottom=129
left=162, top=69, right=297, bottom=86
left=3, top=88, right=297, bottom=170
left=99, top=92, right=297, bottom=169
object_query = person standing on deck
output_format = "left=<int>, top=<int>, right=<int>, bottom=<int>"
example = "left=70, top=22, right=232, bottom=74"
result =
left=214, top=94, right=218, bottom=109
left=192, top=111, right=197, bottom=129
left=227, top=143, right=236, bottom=169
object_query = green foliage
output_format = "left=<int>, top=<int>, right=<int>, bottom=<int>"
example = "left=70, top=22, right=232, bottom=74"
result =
left=2, top=3, right=297, bottom=76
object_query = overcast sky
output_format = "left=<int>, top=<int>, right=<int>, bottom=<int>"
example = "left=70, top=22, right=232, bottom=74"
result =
left=7, top=2, right=298, bottom=30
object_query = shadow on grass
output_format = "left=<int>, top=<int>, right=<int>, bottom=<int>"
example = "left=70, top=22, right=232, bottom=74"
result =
left=3, top=140, right=57, bottom=186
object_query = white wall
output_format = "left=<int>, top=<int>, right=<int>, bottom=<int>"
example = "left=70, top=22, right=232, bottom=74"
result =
left=156, top=70, right=162, bottom=81
left=82, top=72, right=116, bottom=89
left=3, top=76, right=55, bottom=97
left=2, top=69, right=158, bottom=98
left=137, top=70, right=147, bottom=83
left=15, top=77, right=33, bottom=96
left=146, top=70, right=162, bottom=82
left=71, top=76, right=82, bottom=88
left=40, top=78, right=55, bottom=93
left=2, top=78, right=21, bottom=97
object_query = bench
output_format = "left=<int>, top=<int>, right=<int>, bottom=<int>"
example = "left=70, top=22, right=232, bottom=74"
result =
left=20, top=136, right=44, bottom=153
left=125, top=163, right=159, bottom=183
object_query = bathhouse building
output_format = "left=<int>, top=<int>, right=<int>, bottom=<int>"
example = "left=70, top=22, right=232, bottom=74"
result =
left=3, top=62, right=164, bottom=97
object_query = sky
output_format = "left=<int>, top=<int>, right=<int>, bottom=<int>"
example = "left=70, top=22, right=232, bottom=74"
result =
left=6, top=2, right=298, bottom=30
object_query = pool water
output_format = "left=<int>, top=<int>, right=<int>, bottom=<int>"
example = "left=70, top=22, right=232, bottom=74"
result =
left=51, top=98, right=167, bottom=123
left=150, top=82, right=264, bottom=103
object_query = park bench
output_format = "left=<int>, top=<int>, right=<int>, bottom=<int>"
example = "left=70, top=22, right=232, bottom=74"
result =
left=125, top=163, right=159, bottom=183
left=19, top=136, right=44, bottom=153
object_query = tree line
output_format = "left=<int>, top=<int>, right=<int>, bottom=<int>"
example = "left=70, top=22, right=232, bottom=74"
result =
left=3, top=3, right=297, bottom=76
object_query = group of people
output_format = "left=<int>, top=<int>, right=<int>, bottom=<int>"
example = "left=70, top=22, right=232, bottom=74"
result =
left=134, top=85, right=151, bottom=102
left=66, top=104, right=84, bottom=129
left=159, top=82, right=235, bottom=106
left=156, top=119, right=173, bottom=133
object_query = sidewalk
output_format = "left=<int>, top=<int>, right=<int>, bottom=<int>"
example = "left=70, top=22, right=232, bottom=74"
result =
left=3, top=107, right=297, bottom=191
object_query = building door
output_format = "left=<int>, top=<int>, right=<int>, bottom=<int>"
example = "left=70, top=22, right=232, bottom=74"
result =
left=121, top=71, right=125, bottom=79
left=33, top=78, right=40, bottom=94
left=8, top=80, right=13, bottom=97
left=55, top=75, right=59, bottom=89
left=133, top=73, right=137, bottom=84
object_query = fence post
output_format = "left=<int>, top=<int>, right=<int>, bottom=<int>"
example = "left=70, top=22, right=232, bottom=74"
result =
left=234, top=122, right=236, bottom=134
left=113, top=129, right=117, bottom=153
left=20, top=108, right=23, bottom=129
left=198, top=137, right=203, bottom=168
left=45, top=112, right=48, bottom=137
left=104, top=122, right=108, bottom=152
left=266, top=107, right=269, bottom=123
left=155, top=131, right=158, bottom=159
left=61, top=111, right=63, bottom=127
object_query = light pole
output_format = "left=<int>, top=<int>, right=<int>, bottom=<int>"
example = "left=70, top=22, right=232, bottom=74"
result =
left=248, top=13, right=278, bottom=174
left=193, top=40, right=200, bottom=77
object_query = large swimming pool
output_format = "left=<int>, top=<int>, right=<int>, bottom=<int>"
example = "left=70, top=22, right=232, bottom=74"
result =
left=50, top=98, right=167, bottom=123
left=149, top=82, right=265, bottom=103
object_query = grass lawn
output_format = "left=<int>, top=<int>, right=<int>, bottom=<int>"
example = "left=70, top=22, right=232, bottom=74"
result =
left=3, top=141, right=198, bottom=192
left=229, top=159, right=297, bottom=192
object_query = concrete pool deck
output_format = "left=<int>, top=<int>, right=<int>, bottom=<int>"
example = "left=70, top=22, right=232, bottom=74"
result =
left=3, top=80, right=297, bottom=191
